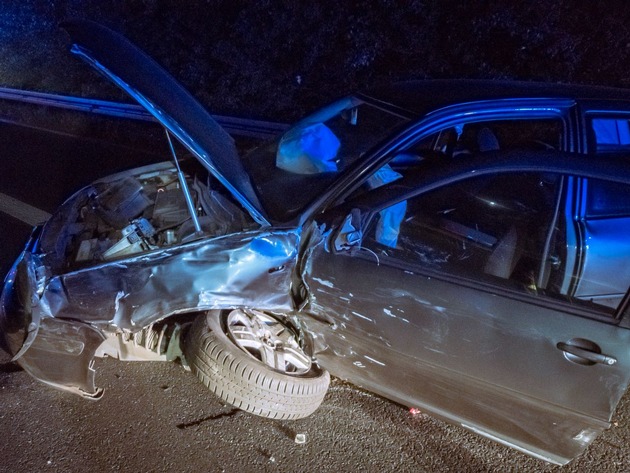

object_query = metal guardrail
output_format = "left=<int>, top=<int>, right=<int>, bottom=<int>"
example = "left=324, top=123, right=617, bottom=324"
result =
left=0, top=86, right=289, bottom=139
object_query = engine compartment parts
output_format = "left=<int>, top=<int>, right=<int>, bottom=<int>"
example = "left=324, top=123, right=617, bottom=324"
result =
left=38, top=163, right=253, bottom=271
left=101, top=217, right=157, bottom=260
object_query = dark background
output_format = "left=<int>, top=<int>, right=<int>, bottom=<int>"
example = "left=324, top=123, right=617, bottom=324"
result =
left=2, top=1, right=630, bottom=121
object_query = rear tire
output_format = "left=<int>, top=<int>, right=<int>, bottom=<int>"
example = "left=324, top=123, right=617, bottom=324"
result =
left=184, top=310, right=329, bottom=420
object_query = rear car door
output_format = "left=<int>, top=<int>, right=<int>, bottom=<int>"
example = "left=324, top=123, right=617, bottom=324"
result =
left=300, top=159, right=630, bottom=465
left=565, top=108, right=630, bottom=308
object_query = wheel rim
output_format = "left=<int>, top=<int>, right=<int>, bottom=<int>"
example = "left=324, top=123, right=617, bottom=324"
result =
left=224, top=309, right=312, bottom=375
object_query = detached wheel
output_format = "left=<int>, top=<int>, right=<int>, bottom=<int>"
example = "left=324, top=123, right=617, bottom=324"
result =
left=184, top=309, right=329, bottom=420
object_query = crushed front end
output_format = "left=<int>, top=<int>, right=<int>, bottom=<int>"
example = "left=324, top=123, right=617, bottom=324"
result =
left=0, top=160, right=300, bottom=399
left=1, top=227, right=106, bottom=398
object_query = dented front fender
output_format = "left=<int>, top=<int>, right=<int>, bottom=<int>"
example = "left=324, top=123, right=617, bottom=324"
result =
left=47, top=229, right=300, bottom=330
left=1, top=226, right=301, bottom=396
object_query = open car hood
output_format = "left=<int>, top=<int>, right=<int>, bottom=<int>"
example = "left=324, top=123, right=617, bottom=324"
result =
left=62, top=19, right=268, bottom=225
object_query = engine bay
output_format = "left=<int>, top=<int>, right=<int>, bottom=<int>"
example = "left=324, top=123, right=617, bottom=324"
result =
left=39, top=161, right=254, bottom=271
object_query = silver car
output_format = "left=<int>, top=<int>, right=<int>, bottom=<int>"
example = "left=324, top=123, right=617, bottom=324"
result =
left=3, top=20, right=630, bottom=465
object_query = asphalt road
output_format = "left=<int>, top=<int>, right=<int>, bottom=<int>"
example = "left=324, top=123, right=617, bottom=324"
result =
left=1, top=121, right=630, bottom=472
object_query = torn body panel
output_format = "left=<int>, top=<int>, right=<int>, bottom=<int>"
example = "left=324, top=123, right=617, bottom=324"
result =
left=2, top=227, right=298, bottom=394
left=48, top=228, right=298, bottom=330
left=1, top=161, right=299, bottom=396
left=297, top=227, right=630, bottom=465
left=17, top=317, right=105, bottom=398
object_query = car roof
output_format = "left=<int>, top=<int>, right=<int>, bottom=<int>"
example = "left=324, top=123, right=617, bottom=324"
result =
left=365, top=79, right=630, bottom=117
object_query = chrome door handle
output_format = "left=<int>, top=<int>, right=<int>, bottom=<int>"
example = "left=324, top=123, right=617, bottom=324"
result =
left=557, top=342, right=617, bottom=366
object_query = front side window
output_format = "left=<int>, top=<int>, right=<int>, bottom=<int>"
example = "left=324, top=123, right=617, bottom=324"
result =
left=363, top=171, right=620, bottom=315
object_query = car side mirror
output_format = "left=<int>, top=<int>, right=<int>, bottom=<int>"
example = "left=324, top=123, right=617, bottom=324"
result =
left=332, top=209, right=363, bottom=253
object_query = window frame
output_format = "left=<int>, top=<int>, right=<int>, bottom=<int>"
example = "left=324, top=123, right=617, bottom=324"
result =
left=314, top=98, right=576, bottom=224
left=336, top=155, right=630, bottom=324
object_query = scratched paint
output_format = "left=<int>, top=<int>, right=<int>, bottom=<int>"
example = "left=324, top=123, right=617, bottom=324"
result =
left=2, top=216, right=300, bottom=396
left=311, top=277, right=335, bottom=288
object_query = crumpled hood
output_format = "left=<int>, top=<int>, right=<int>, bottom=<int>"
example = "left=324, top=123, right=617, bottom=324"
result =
left=62, top=19, right=268, bottom=225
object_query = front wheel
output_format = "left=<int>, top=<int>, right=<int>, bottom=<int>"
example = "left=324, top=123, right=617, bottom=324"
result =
left=184, top=309, right=329, bottom=420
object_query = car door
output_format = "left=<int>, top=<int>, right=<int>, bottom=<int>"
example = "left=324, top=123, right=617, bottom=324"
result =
left=563, top=110, right=630, bottom=308
left=299, top=156, right=630, bottom=465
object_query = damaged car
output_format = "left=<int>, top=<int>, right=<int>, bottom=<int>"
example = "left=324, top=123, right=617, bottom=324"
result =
left=4, top=19, right=630, bottom=465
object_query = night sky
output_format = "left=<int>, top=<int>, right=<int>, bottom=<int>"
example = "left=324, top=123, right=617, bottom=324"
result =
left=2, top=2, right=630, bottom=121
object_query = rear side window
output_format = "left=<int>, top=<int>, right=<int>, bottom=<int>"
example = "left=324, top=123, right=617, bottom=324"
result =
left=586, top=179, right=630, bottom=218
left=409, top=118, right=563, bottom=158
left=591, top=117, right=630, bottom=152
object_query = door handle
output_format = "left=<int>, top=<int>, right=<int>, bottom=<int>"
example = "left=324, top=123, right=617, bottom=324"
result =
left=557, top=341, right=617, bottom=366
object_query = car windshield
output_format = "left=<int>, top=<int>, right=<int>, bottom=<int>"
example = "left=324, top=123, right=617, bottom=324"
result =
left=241, top=96, right=411, bottom=222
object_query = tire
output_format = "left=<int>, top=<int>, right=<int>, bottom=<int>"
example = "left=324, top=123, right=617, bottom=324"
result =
left=184, top=309, right=330, bottom=420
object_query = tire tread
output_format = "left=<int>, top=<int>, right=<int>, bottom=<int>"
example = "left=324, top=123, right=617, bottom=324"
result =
left=184, top=312, right=330, bottom=420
